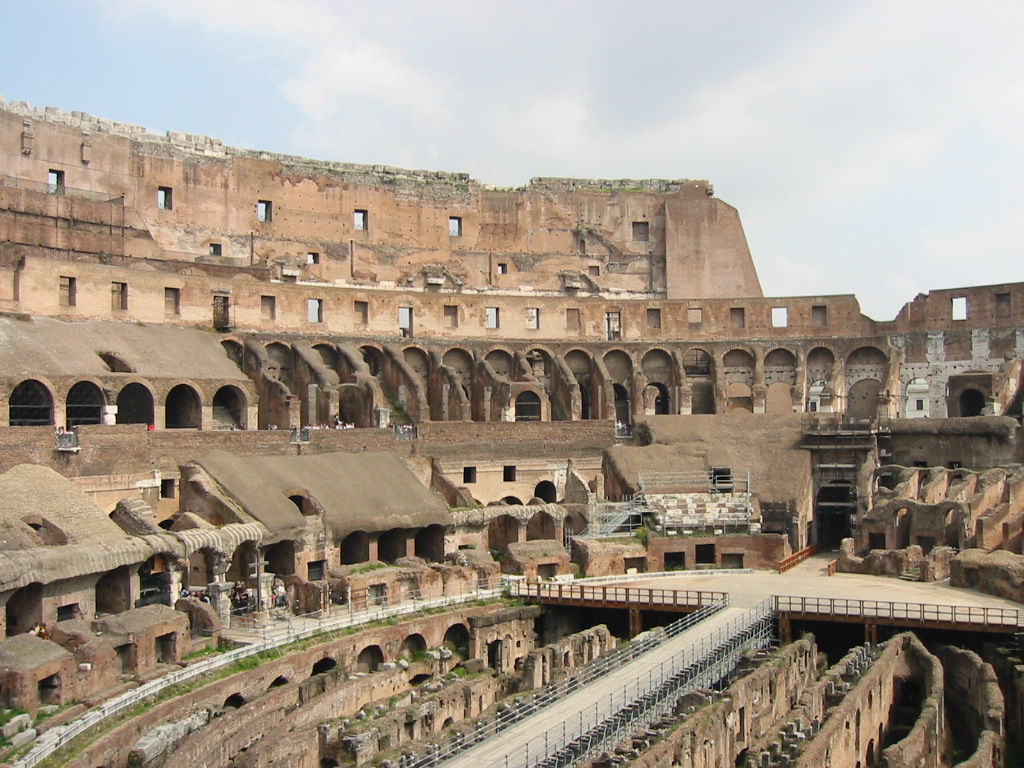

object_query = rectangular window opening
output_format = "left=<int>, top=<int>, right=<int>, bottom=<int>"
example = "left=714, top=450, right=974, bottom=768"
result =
left=157, top=186, right=173, bottom=210
left=525, top=307, right=540, bottom=330
left=771, top=307, right=788, bottom=328
left=47, top=169, right=65, bottom=194
left=687, top=307, right=703, bottom=324
left=354, top=209, right=368, bottom=231
left=307, top=298, right=324, bottom=323
left=647, top=308, right=662, bottom=330
left=631, top=221, right=649, bottom=241
left=444, top=304, right=459, bottom=328
left=730, top=307, right=745, bottom=329
left=160, top=479, right=176, bottom=499
left=448, top=216, right=462, bottom=237
left=463, top=466, right=477, bottom=484
left=306, top=252, right=320, bottom=265
left=307, top=560, right=326, bottom=582
left=257, top=200, right=273, bottom=222
left=812, top=305, right=828, bottom=327
left=59, top=276, right=76, bottom=307
left=260, top=295, right=277, bottom=321
left=496, top=262, right=508, bottom=275
left=164, top=287, right=181, bottom=316
left=355, top=300, right=369, bottom=325
left=209, top=242, right=223, bottom=257
left=399, top=306, right=413, bottom=337
left=485, top=307, right=500, bottom=329
left=995, top=292, right=1011, bottom=318
left=951, top=296, right=968, bottom=321
left=588, top=265, right=600, bottom=277
left=503, top=465, right=517, bottom=482
left=605, top=311, right=621, bottom=341
left=915, top=399, right=925, bottom=411
left=111, top=282, right=128, bottom=311
left=56, top=604, right=78, bottom=623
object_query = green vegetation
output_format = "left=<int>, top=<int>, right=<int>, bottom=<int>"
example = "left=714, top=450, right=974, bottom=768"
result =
left=634, top=526, right=649, bottom=546
left=349, top=562, right=389, bottom=575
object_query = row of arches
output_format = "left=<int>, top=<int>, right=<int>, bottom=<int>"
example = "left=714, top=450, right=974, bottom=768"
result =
left=7, top=379, right=248, bottom=429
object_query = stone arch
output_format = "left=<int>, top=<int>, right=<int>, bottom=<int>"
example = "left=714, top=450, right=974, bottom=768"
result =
left=847, top=346, right=888, bottom=366
left=403, top=346, right=430, bottom=382
left=6, top=583, right=42, bottom=636
left=725, top=382, right=753, bottom=413
left=484, top=349, right=514, bottom=378
left=765, top=381, right=793, bottom=414
left=65, top=380, right=104, bottom=428
left=442, top=347, right=474, bottom=381
left=959, top=388, right=986, bottom=417
left=9, top=379, right=54, bottom=426
left=116, top=381, right=155, bottom=425
left=221, top=339, right=245, bottom=370
left=360, top=345, right=386, bottom=377
left=612, top=383, right=631, bottom=424
left=165, top=384, right=202, bottom=429
left=487, top=514, right=521, bottom=553
left=414, top=524, right=445, bottom=563
left=603, top=349, right=633, bottom=383
left=515, top=391, right=541, bottom=421
left=341, top=530, right=369, bottom=565
left=502, top=496, right=524, bottom=505
left=311, top=657, right=337, bottom=675
left=400, top=633, right=427, bottom=659
left=643, top=382, right=670, bottom=414
left=848, top=378, right=883, bottom=420
left=722, top=349, right=755, bottom=386
left=283, top=488, right=325, bottom=517
left=523, top=347, right=554, bottom=380
left=764, top=348, right=797, bottom=385
left=526, top=509, right=556, bottom=540
left=212, top=385, right=246, bottom=429
left=378, top=528, right=407, bottom=563
left=265, top=342, right=294, bottom=387
left=265, top=540, right=296, bottom=577
left=313, top=342, right=340, bottom=373
left=534, top=481, right=558, bottom=504
left=443, top=623, right=470, bottom=659
left=356, top=644, right=385, bottom=673
left=641, top=348, right=675, bottom=385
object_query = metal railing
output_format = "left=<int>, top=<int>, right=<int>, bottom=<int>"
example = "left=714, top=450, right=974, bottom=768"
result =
left=511, top=583, right=728, bottom=611
left=437, top=601, right=772, bottom=768
left=773, top=595, right=1024, bottom=629
left=393, top=424, right=419, bottom=441
left=13, top=579, right=502, bottom=768
left=0, top=174, right=125, bottom=204
left=402, top=599, right=729, bottom=768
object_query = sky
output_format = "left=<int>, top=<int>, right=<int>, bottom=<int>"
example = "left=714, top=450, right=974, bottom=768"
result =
left=2, top=0, right=1023, bottom=321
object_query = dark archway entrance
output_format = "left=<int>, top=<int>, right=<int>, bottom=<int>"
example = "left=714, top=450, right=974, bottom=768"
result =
left=533, top=480, right=557, bottom=504
left=959, top=388, right=985, bottom=417
left=414, top=524, right=445, bottom=563
left=66, top=381, right=104, bottom=428
left=9, top=380, right=52, bottom=426
left=515, top=391, right=541, bottom=422
left=613, top=384, right=630, bottom=425
left=378, top=528, right=407, bottom=563
left=341, top=530, right=369, bottom=565
left=816, top=481, right=854, bottom=548
left=212, top=386, right=244, bottom=429
left=165, top=384, right=201, bottom=429
left=117, top=383, right=154, bottom=425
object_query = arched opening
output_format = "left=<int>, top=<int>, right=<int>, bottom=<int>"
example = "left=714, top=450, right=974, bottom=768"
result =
left=959, top=388, right=986, bottom=417
left=356, top=644, right=384, bottom=673
left=95, top=566, right=132, bottom=615
left=341, top=531, right=370, bottom=565
left=221, top=340, right=244, bottom=370
left=378, top=528, right=407, bottom=563
left=644, top=383, right=670, bottom=415
left=765, top=381, right=793, bottom=414
left=9, top=380, right=53, bottom=426
left=690, top=382, right=716, bottom=414
left=725, top=382, right=753, bottom=413
left=410, top=673, right=432, bottom=686
left=487, top=639, right=502, bottom=671
left=268, top=675, right=289, bottom=688
left=223, top=692, right=245, bottom=709
left=848, top=379, right=882, bottom=421
left=501, top=496, right=523, bottom=505
left=6, top=583, right=42, bottom=636
left=565, top=350, right=594, bottom=420
left=533, top=480, right=557, bottom=504
left=66, top=381, right=104, bottom=428
left=612, top=383, right=631, bottom=425
left=311, top=657, right=337, bottom=675
left=487, top=514, right=520, bottom=553
left=443, top=624, right=470, bottom=660
left=723, top=349, right=755, bottom=386
left=816, top=481, right=854, bottom=547
left=165, top=384, right=201, bottom=429
left=212, top=386, right=245, bottom=429
left=515, top=391, right=542, bottom=421
left=265, top=540, right=296, bottom=577
left=526, top=510, right=556, bottom=540
left=414, top=524, right=445, bottom=563
left=265, top=343, right=294, bottom=388
left=116, top=383, right=154, bottom=425
left=400, top=633, right=427, bottom=659
left=579, top=386, right=591, bottom=420
left=136, top=556, right=172, bottom=607
left=484, top=349, right=514, bottom=378
left=360, top=346, right=385, bottom=377
left=763, top=348, right=797, bottom=385
left=403, top=347, right=430, bottom=383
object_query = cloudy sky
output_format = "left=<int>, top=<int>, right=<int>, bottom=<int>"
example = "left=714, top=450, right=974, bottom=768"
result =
left=2, top=1, right=1022, bottom=320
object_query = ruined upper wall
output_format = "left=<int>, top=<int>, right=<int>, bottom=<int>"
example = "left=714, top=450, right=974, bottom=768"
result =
left=0, top=99, right=762, bottom=300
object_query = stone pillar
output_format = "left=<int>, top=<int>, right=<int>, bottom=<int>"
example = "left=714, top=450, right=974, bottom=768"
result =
left=101, top=404, right=117, bottom=425
left=207, top=580, right=233, bottom=627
